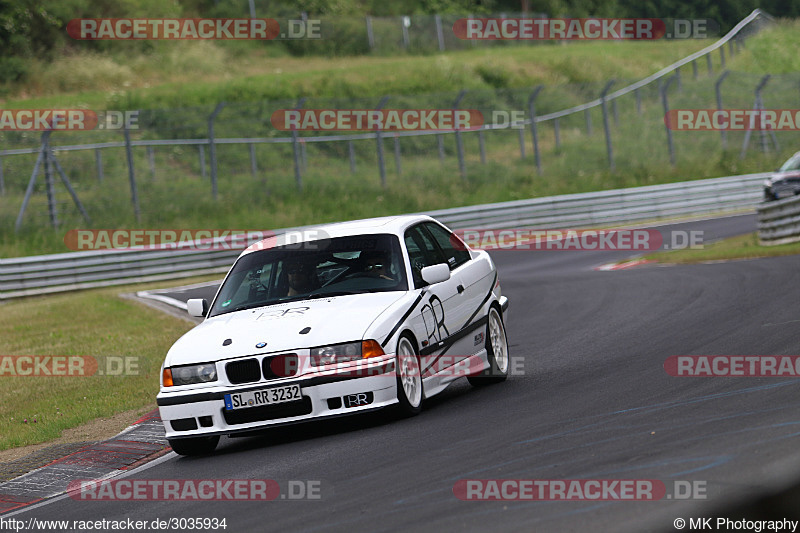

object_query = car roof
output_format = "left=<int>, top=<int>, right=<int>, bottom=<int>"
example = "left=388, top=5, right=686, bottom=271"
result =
left=241, top=214, right=438, bottom=257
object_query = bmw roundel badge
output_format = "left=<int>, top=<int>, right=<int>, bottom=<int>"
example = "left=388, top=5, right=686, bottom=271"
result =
left=255, top=342, right=267, bottom=349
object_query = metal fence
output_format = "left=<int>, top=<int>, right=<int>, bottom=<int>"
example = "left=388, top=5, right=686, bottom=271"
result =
left=758, top=194, right=800, bottom=245
left=0, top=171, right=768, bottom=299
left=0, top=9, right=781, bottom=233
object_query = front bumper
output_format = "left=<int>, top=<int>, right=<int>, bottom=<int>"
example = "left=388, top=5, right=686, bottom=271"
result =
left=157, top=355, right=397, bottom=439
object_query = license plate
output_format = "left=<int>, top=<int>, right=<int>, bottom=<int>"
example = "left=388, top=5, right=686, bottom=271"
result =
left=224, top=384, right=302, bottom=410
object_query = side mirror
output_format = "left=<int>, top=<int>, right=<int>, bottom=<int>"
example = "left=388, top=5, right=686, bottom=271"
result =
left=421, top=263, right=450, bottom=285
left=187, top=298, right=209, bottom=318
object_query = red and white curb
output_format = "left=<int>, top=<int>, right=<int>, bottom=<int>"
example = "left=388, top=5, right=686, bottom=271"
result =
left=593, top=259, right=656, bottom=271
left=0, top=409, right=168, bottom=515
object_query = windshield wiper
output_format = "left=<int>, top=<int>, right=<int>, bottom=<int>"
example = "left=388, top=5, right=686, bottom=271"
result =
left=306, top=290, right=361, bottom=299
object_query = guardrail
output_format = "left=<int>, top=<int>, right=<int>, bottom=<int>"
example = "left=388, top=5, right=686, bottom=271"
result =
left=0, top=172, right=767, bottom=299
left=757, top=194, right=800, bottom=245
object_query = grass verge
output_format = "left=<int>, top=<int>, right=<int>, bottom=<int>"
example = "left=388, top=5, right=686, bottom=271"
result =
left=644, top=232, right=800, bottom=264
left=0, top=276, right=220, bottom=451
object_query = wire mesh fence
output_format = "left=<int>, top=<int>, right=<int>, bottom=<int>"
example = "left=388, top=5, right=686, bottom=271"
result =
left=0, top=10, right=789, bottom=234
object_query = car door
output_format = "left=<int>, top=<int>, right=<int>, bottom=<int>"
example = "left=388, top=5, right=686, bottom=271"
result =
left=403, top=223, right=471, bottom=381
left=421, top=221, right=492, bottom=358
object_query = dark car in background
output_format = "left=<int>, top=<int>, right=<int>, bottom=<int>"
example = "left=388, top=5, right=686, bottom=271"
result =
left=764, top=151, right=800, bottom=201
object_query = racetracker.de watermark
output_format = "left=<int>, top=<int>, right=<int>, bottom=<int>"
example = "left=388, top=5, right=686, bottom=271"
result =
left=664, top=356, right=800, bottom=377
left=665, top=109, right=800, bottom=131
left=260, top=354, right=526, bottom=378
left=68, top=18, right=277, bottom=40
left=64, top=229, right=271, bottom=251
left=0, top=356, right=139, bottom=377
left=270, top=109, right=484, bottom=132
left=0, top=109, right=139, bottom=131
left=67, top=479, right=324, bottom=501
left=453, top=18, right=716, bottom=40
left=453, top=228, right=704, bottom=251
left=453, top=479, right=707, bottom=500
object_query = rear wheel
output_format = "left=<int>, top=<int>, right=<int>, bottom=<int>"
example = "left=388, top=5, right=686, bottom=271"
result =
left=395, top=335, right=423, bottom=417
left=468, top=306, right=509, bottom=386
left=168, top=435, right=219, bottom=456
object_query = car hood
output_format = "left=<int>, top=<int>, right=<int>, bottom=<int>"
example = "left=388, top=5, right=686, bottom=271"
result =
left=165, top=292, right=406, bottom=366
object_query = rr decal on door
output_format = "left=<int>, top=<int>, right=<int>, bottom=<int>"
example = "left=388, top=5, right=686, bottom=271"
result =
left=421, top=294, right=449, bottom=344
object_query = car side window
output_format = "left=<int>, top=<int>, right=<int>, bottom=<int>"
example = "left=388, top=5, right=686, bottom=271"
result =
left=404, top=225, right=446, bottom=288
left=423, top=222, right=471, bottom=270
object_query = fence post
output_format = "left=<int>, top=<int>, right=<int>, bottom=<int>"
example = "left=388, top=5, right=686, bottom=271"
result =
left=14, top=137, right=45, bottom=232
left=435, top=15, right=445, bottom=51
left=720, top=46, right=725, bottom=68
left=660, top=75, right=678, bottom=166
left=715, top=70, right=730, bottom=149
left=401, top=17, right=410, bottom=50
left=478, top=129, right=486, bottom=163
left=600, top=80, right=616, bottom=171
left=348, top=141, right=356, bottom=173
left=375, top=95, right=390, bottom=188
left=208, top=102, right=226, bottom=200
left=291, top=97, right=306, bottom=191
left=366, top=16, right=375, bottom=51
left=123, top=127, right=140, bottom=222
left=453, top=89, right=467, bottom=179
left=741, top=75, right=779, bottom=158
left=527, top=85, right=544, bottom=173
left=692, top=60, right=698, bottom=80
left=43, top=133, right=58, bottom=228
left=706, top=54, right=713, bottom=74
left=199, top=145, right=206, bottom=179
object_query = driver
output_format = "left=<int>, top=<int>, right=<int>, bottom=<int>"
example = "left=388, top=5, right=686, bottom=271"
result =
left=285, top=260, right=318, bottom=296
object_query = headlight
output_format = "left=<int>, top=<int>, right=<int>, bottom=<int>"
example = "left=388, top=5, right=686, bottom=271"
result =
left=162, top=363, right=218, bottom=386
left=310, top=340, right=385, bottom=367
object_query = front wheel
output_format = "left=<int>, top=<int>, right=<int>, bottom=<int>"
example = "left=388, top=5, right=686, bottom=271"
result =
left=395, top=335, right=423, bottom=417
left=468, top=306, right=509, bottom=386
left=168, top=435, right=219, bottom=456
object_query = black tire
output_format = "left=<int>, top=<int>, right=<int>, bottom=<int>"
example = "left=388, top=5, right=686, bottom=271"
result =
left=468, top=306, right=509, bottom=386
left=395, top=334, right=423, bottom=417
left=168, top=435, right=219, bottom=456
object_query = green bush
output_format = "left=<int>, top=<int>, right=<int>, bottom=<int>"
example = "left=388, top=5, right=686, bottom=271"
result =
left=0, top=57, right=29, bottom=83
left=284, top=16, right=371, bottom=56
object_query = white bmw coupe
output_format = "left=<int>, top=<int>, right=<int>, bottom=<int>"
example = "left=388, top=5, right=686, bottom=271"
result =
left=157, top=215, right=509, bottom=455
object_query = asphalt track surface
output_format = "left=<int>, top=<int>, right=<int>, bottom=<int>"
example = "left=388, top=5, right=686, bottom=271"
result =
left=11, top=213, right=800, bottom=532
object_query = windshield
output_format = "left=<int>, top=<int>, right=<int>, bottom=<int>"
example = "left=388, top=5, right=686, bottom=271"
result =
left=208, top=233, right=408, bottom=317
left=779, top=153, right=800, bottom=172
